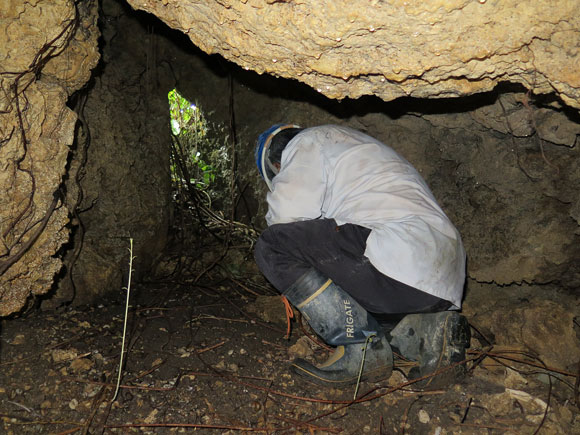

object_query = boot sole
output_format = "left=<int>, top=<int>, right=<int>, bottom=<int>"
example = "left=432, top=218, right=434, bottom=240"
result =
left=290, top=360, right=392, bottom=386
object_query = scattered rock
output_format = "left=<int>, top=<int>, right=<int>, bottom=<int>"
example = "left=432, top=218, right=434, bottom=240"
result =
left=144, top=408, right=159, bottom=424
left=504, top=367, right=528, bottom=389
left=418, top=409, right=430, bottom=424
left=386, top=370, right=408, bottom=387
left=244, top=295, right=288, bottom=325
left=288, top=336, right=315, bottom=360
left=68, top=398, right=78, bottom=410
left=70, top=358, right=94, bottom=373
left=506, top=388, right=548, bottom=415
left=11, top=334, right=26, bottom=345
left=51, top=349, right=78, bottom=363
left=83, top=384, right=101, bottom=399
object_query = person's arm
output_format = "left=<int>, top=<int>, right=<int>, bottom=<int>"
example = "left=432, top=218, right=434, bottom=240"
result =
left=266, top=139, right=327, bottom=226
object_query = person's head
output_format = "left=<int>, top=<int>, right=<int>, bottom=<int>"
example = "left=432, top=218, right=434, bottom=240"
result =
left=255, top=124, right=303, bottom=190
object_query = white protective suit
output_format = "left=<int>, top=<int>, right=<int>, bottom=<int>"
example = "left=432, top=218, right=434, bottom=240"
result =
left=266, top=125, right=466, bottom=308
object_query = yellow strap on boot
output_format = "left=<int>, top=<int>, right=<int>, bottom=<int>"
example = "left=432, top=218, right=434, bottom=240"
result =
left=296, top=279, right=332, bottom=309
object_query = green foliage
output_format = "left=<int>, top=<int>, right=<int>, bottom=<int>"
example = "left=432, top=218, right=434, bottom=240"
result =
left=168, top=89, right=213, bottom=189
left=168, top=89, right=231, bottom=211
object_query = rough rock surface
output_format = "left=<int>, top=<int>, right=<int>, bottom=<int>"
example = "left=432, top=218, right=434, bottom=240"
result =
left=49, top=0, right=172, bottom=307
left=126, top=0, right=580, bottom=109
left=463, top=282, right=580, bottom=370
left=414, top=93, right=580, bottom=285
left=0, top=0, right=100, bottom=315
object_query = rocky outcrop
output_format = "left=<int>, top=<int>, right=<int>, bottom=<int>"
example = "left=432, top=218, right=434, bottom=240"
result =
left=1, top=0, right=172, bottom=315
left=125, top=0, right=580, bottom=109
left=464, top=282, right=580, bottom=370
left=0, top=0, right=100, bottom=315
left=416, top=93, right=580, bottom=286
left=50, top=0, right=172, bottom=307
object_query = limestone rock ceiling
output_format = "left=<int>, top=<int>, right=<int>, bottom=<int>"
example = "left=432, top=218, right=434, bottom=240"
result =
left=126, top=0, right=580, bottom=109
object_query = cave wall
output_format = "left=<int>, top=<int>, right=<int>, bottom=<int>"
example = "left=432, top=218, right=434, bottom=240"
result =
left=49, top=0, right=172, bottom=307
left=0, top=0, right=100, bottom=315
left=1, top=0, right=172, bottom=313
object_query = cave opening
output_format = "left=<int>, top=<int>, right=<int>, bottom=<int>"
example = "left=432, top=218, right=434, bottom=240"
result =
left=1, top=0, right=579, bottom=432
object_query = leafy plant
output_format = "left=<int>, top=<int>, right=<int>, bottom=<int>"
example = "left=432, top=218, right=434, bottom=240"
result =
left=168, top=89, right=232, bottom=211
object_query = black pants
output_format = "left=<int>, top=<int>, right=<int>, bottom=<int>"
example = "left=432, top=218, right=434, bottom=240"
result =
left=254, top=219, right=450, bottom=315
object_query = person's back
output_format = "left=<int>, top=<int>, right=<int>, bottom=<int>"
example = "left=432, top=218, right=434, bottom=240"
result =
left=267, top=125, right=465, bottom=308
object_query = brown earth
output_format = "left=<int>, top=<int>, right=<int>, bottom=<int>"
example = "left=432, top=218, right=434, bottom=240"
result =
left=1, top=251, right=578, bottom=434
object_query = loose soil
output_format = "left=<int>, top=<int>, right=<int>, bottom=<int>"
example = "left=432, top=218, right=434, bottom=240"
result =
left=1, top=277, right=578, bottom=434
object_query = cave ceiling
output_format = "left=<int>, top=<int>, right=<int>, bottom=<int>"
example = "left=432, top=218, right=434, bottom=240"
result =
left=126, top=0, right=580, bottom=110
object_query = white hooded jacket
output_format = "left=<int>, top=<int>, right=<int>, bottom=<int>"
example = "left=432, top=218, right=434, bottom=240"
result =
left=266, top=125, right=466, bottom=308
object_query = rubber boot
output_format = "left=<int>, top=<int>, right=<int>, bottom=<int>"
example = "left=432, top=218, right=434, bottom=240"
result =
left=283, top=269, right=393, bottom=386
left=390, top=311, right=470, bottom=389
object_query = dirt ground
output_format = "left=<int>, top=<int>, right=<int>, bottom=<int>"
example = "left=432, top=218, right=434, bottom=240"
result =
left=1, top=270, right=579, bottom=434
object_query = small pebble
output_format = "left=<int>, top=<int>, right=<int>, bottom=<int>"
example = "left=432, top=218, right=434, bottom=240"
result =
left=12, top=334, right=26, bottom=345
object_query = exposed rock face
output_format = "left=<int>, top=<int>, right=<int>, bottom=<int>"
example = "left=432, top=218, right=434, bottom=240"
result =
left=464, top=282, right=580, bottom=370
left=413, top=94, right=580, bottom=286
left=125, top=0, right=580, bottom=109
left=1, top=0, right=171, bottom=314
left=0, top=0, right=100, bottom=315
left=52, top=0, right=171, bottom=307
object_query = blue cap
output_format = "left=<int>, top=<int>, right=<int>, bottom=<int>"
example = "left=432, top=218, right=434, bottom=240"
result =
left=255, top=124, right=286, bottom=179
left=255, top=123, right=300, bottom=191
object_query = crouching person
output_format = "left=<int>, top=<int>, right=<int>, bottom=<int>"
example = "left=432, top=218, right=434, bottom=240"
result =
left=253, top=124, right=470, bottom=387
